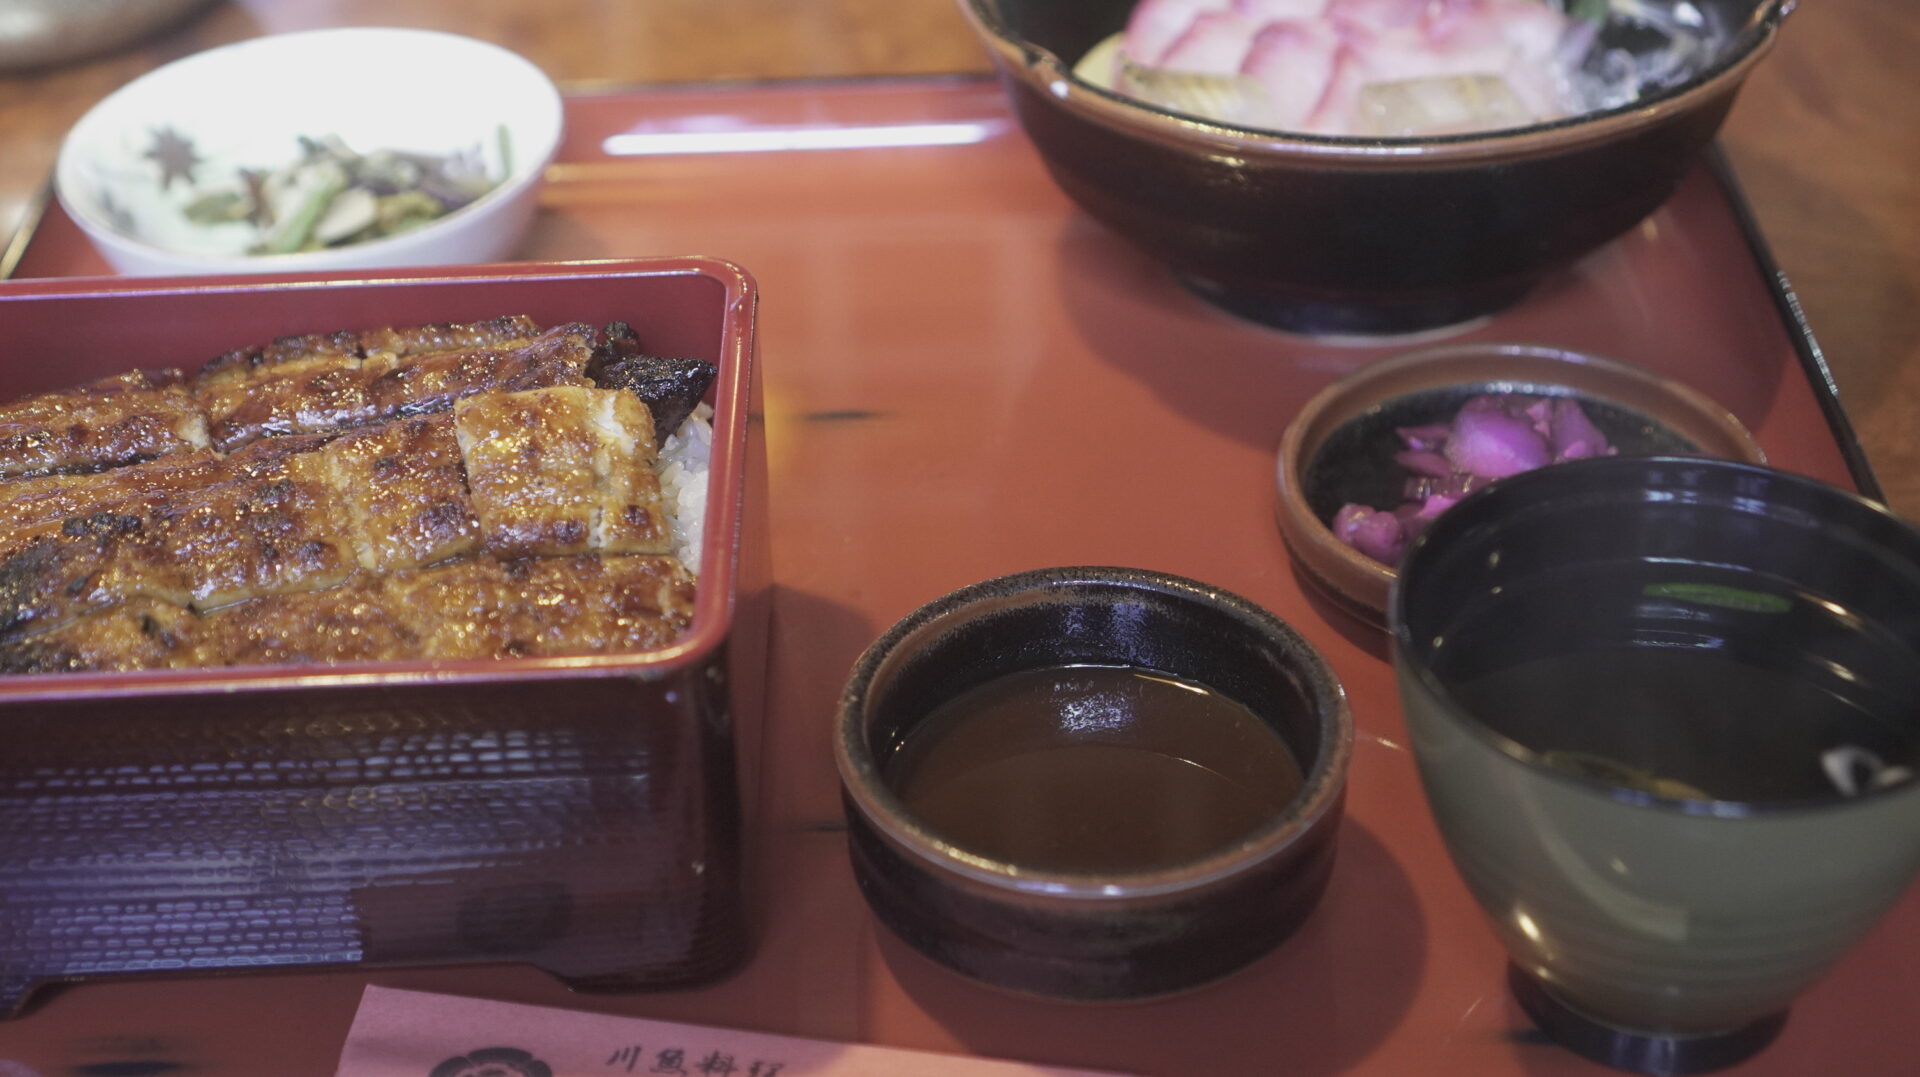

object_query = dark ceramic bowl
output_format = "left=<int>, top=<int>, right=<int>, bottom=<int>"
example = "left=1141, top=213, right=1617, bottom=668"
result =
left=1391, top=456, right=1920, bottom=1073
left=835, top=566, right=1352, bottom=1001
left=958, top=0, right=1791, bottom=335
left=1275, top=342, right=1765, bottom=627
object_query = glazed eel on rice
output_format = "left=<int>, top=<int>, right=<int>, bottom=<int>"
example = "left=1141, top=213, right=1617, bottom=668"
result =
left=0, top=316, right=717, bottom=673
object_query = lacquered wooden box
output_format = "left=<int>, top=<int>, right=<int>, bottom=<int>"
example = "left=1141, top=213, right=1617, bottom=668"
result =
left=0, top=257, right=768, bottom=1014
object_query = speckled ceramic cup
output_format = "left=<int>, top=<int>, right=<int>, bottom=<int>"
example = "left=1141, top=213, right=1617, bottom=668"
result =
left=837, top=566, right=1352, bottom=1001
left=1391, top=456, right=1920, bottom=1074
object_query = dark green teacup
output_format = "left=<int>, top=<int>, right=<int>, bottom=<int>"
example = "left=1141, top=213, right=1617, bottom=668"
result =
left=1391, top=456, right=1920, bottom=1074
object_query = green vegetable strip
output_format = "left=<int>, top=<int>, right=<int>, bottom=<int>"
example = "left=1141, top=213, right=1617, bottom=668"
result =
left=258, top=167, right=348, bottom=255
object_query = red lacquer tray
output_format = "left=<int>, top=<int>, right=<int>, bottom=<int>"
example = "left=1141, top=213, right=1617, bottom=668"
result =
left=0, top=77, right=1909, bottom=1077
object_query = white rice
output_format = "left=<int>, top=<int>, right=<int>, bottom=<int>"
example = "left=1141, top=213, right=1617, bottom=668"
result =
left=655, top=403, right=713, bottom=574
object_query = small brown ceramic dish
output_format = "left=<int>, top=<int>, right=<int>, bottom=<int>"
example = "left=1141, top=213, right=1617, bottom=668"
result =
left=835, top=566, right=1352, bottom=1002
left=1275, top=343, right=1765, bottom=628
left=958, top=0, right=1790, bottom=335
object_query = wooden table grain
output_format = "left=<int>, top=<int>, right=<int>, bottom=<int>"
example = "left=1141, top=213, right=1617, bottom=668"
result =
left=3, top=0, right=1914, bottom=514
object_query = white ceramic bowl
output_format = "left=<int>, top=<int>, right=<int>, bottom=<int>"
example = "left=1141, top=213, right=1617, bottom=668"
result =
left=55, top=28, right=563, bottom=276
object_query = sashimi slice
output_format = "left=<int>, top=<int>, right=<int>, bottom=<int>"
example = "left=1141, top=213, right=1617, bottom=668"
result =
left=1232, top=0, right=1331, bottom=19
left=1325, top=0, right=1433, bottom=31
left=1125, top=0, right=1236, bottom=64
left=1160, top=11, right=1264, bottom=73
left=1112, top=0, right=1588, bottom=134
left=1241, top=20, right=1344, bottom=130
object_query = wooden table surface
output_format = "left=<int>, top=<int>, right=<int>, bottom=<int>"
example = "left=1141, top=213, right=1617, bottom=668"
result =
left=2, top=0, right=1914, bottom=514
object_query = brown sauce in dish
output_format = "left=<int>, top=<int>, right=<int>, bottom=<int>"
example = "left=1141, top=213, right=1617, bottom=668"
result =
left=883, top=665, right=1305, bottom=874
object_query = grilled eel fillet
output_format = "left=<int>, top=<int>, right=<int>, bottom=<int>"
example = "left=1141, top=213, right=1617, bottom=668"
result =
left=0, top=368, right=210, bottom=481
left=0, top=385, right=678, bottom=647
left=0, top=316, right=722, bottom=672
left=0, top=554, right=695, bottom=673
left=196, top=315, right=590, bottom=451
left=0, top=315, right=586, bottom=477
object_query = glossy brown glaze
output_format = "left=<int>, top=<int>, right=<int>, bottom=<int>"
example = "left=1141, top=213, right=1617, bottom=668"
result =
left=0, top=429, right=357, bottom=637
left=160, top=434, right=358, bottom=607
left=358, top=323, right=595, bottom=423
left=1, top=552, right=694, bottom=672
left=0, top=446, right=224, bottom=543
left=193, top=314, right=538, bottom=382
left=0, top=378, right=678, bottom=643
left=454, top=384, right=671, bottom=559
left=309, top=414, right=480, bottom=571
left=453, top=386, right=602, bottom=559
left=357, top=313, right=543, bottom=358
left=196, top=319, right=593, bottom=451
left=0, top=367, right=208, bottom=477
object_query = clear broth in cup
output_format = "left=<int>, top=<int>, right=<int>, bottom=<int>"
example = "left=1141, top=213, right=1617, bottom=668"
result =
left=1428, top=562, right=1920, bottom=804
left=884, top=664, right=1304, bottom=873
